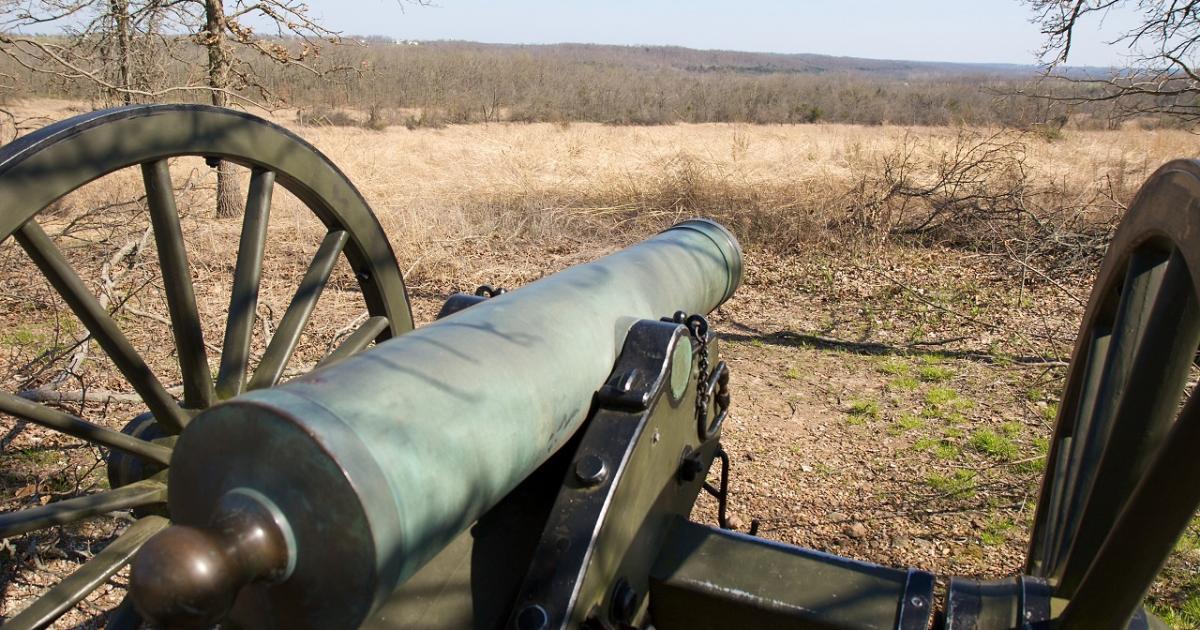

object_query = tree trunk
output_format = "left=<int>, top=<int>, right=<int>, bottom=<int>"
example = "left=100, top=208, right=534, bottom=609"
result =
left=110, top=0, right=132, bottom=105
left=204, top=0, right=242, bottom=219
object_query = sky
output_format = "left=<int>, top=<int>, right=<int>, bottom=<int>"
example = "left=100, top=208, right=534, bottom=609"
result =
left=296, top=0, right=1144, bottom=67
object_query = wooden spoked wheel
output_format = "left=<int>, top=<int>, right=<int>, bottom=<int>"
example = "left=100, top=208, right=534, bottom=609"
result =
left=0, top=105, right=412, bottom=628
left=1027, top=159, right=1200, bottom=627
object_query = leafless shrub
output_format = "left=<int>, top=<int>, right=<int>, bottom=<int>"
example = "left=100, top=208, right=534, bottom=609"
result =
left=295, top=105, right=358, bottom=127
left=838, top=127, right=1119, bottom=273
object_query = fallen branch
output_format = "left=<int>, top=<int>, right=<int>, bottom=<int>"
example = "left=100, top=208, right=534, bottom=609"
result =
left=19, top=386, right=183, bottom=404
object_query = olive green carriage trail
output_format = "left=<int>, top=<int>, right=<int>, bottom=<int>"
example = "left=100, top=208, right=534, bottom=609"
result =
left=0, top=105, right=1194, bottom=629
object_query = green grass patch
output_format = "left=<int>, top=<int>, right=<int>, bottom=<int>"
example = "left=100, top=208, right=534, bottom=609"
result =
left=888, top=376, right=920, bottom=391
left=933, top=442, right=962, bottom=460
left=918, top=364, right=954, bottom=382
left=1152, top=595, right=1200, bottom=629
left=1000, top=422, right=1022, bottom=437
left=812, top=462, right=836, bottom=476
left=924, top=387, right=958, bottom=406
left=847, top=398, right=880, bottom=425
left=913, top=437, right=938, bottom=451
left=889, top=414, right=925, bottom=435
left=925, top=470, right=975, bottom=497
left=876, top=358, right=911, bottom=376
left=913, top=437, right=961, bottom=460
left=980, top=517, right=1015, bottom=546
left=921, top=387, right=974, bottom=421
left=3, top=326, right=48, bottom=346
left=1015, top=457, right=1047, bottom=474
left=750, top=338, right=765, bottom=348
left=1175, top=517, right=1200, bottom=554
left=785, top=366, right=800, bottom=380
left=969, top=429, right=1018, bottom=460
left=1040, top=402, right=1059, bottom=423
left=9, top=448, right=63, bottom=467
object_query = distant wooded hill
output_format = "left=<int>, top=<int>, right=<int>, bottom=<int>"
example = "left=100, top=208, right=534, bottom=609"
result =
left=1, top=38, right=1159, bottom=129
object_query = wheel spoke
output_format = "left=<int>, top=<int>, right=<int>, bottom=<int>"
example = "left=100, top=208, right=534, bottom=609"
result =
left=216, top=167, right=275, bottom=399
left=247, top=229, right=349, bottom=390
left=3, top=515, right=168, bottom=630
left=1058, top=388, right=1200, bottom=627
left=319, top=316, right=389, bottom=368
left=1049, top=250, right=1169, bottom=582
left=143, top=160, right=213, bottom=409
left=14, top=221, right=186, bottom=434
left=0, top=392, right=171, bottom=466
left=1057, top=250, right=1200, bottom=594
left=0, top=478, right=165, bottom=539
left=1040, top=327, right=1110, bottom=574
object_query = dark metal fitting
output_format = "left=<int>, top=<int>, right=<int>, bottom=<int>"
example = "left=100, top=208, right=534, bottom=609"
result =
left=677, top=448, right=704, bottom=483
left=514, top=604, right=549, bottom=630
left=204, top=156, right=220, bottom=168
left=598, top=369, right=640, bottom=406
left=575, top=454, right=609, bottom=486
left=659, top=310, right=687, bottom=325
left=685, top=313, right=710, bottom=341
left=610, top=579, right=638, bottom=626
left=475, top=284, right=507, bottom=297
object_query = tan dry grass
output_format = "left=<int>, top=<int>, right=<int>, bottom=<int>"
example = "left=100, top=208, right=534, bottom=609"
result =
left=9, top=99, right=1195, bottom=266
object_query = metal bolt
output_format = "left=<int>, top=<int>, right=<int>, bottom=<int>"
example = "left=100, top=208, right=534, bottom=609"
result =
left=610, top=580, right=638, bottom=625
left=909, top=596, right=925, bottom=608
left=575, top=455, right=608, bottom=486
left=515, top=604, right=549, bottom=630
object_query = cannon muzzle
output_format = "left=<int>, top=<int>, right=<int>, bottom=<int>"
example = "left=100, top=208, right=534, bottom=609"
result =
left=129, top=219, right=742, bottom=629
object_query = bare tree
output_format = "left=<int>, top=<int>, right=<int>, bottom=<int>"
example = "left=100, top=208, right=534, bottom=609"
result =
left=0, top=0, right=360, bottom=216
left=145, top=0, right=352, bottom=216
left=1024, top=0, right=1200, bottom=125
left=0, top=0, right=151, bottom=104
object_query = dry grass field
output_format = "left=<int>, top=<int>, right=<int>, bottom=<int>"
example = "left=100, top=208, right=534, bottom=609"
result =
left=0, top=98, right=1198, bottom=626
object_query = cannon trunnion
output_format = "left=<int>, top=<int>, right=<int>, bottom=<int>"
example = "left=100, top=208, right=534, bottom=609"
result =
left=0, top=106, right=1195, bottom=629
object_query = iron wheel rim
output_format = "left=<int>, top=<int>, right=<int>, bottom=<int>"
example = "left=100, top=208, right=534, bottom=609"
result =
left=0, top=104, right=412, bottom=628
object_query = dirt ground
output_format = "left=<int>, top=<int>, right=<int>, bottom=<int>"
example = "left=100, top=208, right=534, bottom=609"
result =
left=0, top=100, right=1197, bottom=627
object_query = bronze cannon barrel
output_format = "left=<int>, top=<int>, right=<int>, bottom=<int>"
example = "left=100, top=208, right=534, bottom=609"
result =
left=129, top=219, right=742, bottom=629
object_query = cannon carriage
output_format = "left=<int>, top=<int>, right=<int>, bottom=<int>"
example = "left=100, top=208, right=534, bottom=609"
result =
left=0, top=105, right=1196, bottom=629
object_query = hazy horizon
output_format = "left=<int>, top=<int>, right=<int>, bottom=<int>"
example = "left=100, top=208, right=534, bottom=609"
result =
left=296, top=0, right=1142, bottom=68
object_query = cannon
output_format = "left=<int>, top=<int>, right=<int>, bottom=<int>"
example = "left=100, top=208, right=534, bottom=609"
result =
left=0, top=105, right=1196, bottom=629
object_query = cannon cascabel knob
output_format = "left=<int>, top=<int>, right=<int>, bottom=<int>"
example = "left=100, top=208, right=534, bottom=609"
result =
left=130, top=488, right=295, bottom=628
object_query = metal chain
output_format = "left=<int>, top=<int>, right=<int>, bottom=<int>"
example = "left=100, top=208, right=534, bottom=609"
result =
left=686, top=314, right=712, bottom=423
left=667, top=311, right=728, bottom=441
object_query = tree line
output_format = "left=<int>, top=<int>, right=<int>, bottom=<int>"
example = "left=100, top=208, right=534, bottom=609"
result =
left=3, top=2, right=1199, bottom=136
left=5, top=37, right=1187, bottom=131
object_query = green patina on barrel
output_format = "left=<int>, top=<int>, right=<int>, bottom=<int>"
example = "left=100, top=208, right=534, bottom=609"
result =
left=166, top=219, right=742, bottom=628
